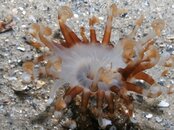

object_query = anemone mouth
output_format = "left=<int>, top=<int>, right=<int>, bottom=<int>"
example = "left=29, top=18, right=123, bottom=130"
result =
left=76, top=64, right=123, bottom=92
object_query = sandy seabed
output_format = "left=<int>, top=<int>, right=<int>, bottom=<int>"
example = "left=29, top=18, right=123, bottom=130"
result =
left=0, top=0, right=174, bottom=129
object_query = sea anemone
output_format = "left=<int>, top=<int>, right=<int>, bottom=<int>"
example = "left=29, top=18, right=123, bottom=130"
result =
left=22, top=4, right=174, bottom=121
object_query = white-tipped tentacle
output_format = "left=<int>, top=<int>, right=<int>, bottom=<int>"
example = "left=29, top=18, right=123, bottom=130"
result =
left=47, top=80, right=64, bottom=105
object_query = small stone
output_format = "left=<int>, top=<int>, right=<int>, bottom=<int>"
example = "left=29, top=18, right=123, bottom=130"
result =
left=158, top=78, right=166, bottom=86
left=74, top=14, right=79, bottom=18
left=62, top=119, right=77, bottom=130
left=130, top=117, right=138, bottom=123
left=17, top=46, right=26, bottom=52
left=99, top=16, right=104, bottom=21
left=40, top=47, right=49, bottom=53
left=22, top=11, right=26, bottom=15
left=158, top=100, right=169, bottom=108
left=7, top=76, right=17, bottom=81
left=12, top=83, right=28, bottom=91
left=68, top=120, right=77, bottom=129
left=21, top=25, right=27, bottom=28
left=145, top=113, right=153, bottom=119
left=18, top=7, right=24, bottom=11
left=155, top=116, right=163, bottom=123
left=98, top=118, right=112, bottom=128
left=33, top=125, right=44, bottom=130
left=35, top=80, right=46, bottom=89
left=53, top=111, right=62, bottom=118
left=51, top=118, right=59, bottom=125
left=166, top=35, right=174, bottom=40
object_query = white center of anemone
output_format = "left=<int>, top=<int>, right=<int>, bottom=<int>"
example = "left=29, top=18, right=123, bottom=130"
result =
left=58, top=44, right=126, bottom=89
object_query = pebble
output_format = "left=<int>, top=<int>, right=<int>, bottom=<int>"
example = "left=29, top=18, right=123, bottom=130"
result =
left=155, top=116, right=163, bottom=123
left=158, top=78, right=166, bottom=86
left=7, top=76, right=17, bottom=81
left=22, top=11, right=26, bottom=15
left=98, top=16, right=104, bottom=21
left=53, top=111, right=62, bottom=118
left=33, top=125, right=44, bottom=130
left=166, top=35, right=174, bottom=40
left=61, top=118, right=77, bottom=130
left=68, top=120, right=77, bottom=129
left=158, top=100, right=170, bottom=108
left=145, top=113, right=153, bottom=119
left=17, top=46, right=26, bottom=52
left=21, top=25, right=27, bottom=28
left=51, top=118, right=59, bottom=125
left=18, top=7, right=24, bottom=11
left=98, top=118, right=112, bottom=128
left=74, top=14, right=79, bottom=18
left=130, top=117, right=138, bottom=123
left=35, top=80, right=46, bottom=89
left=172, top=5, right=174, bottom=8
left=12, top=84, right=28, bottom=91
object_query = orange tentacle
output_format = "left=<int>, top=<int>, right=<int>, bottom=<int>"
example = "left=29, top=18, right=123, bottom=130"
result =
left=58, top=6, right=81, bottom=47
left=59, top=20, right=81, bottom=47
left=80, top=26, right=89, bottom=43
left=105, top=91, right=114, bottom=113
left=134, top=72, right=155, bottom=85
left=81, top=90, right=91, bottom=111
left=26, top=40, right=42, bottom=49
left=118, top=62, right=140, bottom=80
left=102, top=4, right=119, bottom=45
left=22, top=61, right=34, bottom=75
left=124, top=82, right=143, bottom=94
left=64, top=86, right=83, bottom=104
left=38, top=32, right=54, bottom=50
left=102, top=15, right=113, bottom=45
left=89, top=16, right=99, bottom=43
left=55, top=97, right=67, bottom=111
left=131, top=61, right=156, bottom=77
left=96, top=90, right=105, bottom=109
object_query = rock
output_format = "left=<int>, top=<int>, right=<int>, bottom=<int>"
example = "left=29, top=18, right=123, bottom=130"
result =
left=12, top=83, right=28, bottom=91
left=155, top=116, right=163, bottom=123
left=145, top=113, right=153, bottom=119
left=35, top=80, right=46, bottom=89
left=158, top=100, right=169, bottom=108
left=98, top=118, right=112, bottom=128
left=17, top=46, right=26, bottom=52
